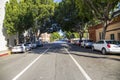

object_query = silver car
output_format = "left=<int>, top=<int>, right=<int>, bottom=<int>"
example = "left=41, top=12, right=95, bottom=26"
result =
left=11, top=44, right=31, bottom=53
left=92, top=40, right=120, bottom=54
left=81, top=40, right=93, bottom=48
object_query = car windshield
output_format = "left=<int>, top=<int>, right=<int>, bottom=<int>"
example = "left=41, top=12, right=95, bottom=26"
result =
left=106, top=41, right=120, bottom=44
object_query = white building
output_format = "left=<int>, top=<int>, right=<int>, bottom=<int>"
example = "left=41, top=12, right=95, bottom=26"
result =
left=0, top=0, right=16, bottom=53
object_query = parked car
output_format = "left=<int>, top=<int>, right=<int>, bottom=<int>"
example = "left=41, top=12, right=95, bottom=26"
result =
left=25, top=42, right=32, bottom=49
left=79, top=40, right=83, bottom=46
left=76, top=40, right=80, bottom=46
left=92, top=40, right=120, bottom=54
left=81, top=40, right=93, bottom=48
left=68, top=40, right=71, bottom=43
left=32, top=43, right=37, bottom=48
left=73, top=40, right=78, bottom=45
left=75, top=40, right=83, bottom=46
left=36, top=41, right=43, bottom=47
left=11, top=44, right=30, bottom=53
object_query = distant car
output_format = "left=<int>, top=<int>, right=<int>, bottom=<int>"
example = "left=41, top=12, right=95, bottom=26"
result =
left=11, top=44, right=29, bottom=53
left=32, top=43, right=37, bottom=48
left=79, top=40, right=83, bottom=46
left=36, top=41, right=43, bottom=47
left=92, top=40, right=120, bottom=54
left=75, top=40, right=83, bottom=46
left=81, top=40, right=93, bottom=48
left=73, top=40, right=78, bottom=45
left=76, top=40, right=80, bottom=46
left=25, top=43, right=32, bottom=49
left=68, top=40, right=71, bottom=43
left=43, top=41, right=48, bottom=44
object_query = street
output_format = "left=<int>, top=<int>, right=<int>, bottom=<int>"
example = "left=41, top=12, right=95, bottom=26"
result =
left=0, top=42, right=120, bottom=80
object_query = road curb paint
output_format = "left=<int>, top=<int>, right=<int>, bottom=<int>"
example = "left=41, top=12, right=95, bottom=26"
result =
left=0, top=50, right=11, bottom=57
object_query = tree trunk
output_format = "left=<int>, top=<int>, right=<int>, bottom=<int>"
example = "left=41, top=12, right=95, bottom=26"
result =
left=102, top=20, right=108, bottom=40
left=79, top=31, right=83, bottom=40
left=79, top=33, right=82, bottom=40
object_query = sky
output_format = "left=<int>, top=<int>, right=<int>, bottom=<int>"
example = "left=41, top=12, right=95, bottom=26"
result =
left=54, top=0, right=62, bottom=2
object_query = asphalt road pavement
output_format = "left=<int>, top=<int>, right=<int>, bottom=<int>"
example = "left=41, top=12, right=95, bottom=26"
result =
left=0, top=42, right=120, bottom=80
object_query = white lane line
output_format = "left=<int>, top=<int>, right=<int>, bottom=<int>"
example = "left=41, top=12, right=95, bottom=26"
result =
left=12, top=48, right=50, bottom=80
left=64, top=48, right=92, bottom=80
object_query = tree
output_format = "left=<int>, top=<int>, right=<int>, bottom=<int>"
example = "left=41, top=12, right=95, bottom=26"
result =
left=18, top=0, right=34, bottom=33
left=31, top=0, right=55, bottom=36
left=4, top=0, right=55, bottom=35
left=54, top=0, right=93, bottom=39
left=83, top=0, right=120, bottom=39
left=50, top=32, right=61, bottom=41
left=4, top=0, right=19, bottom=34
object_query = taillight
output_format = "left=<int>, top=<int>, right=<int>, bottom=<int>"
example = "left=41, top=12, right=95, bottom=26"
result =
left=107, top=44, right=111, bottom=48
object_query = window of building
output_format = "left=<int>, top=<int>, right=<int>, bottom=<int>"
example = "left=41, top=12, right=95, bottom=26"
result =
left=110, top=34, right=114, bottom=40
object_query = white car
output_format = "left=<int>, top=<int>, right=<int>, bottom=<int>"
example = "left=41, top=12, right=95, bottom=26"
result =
left=92, top=40, right=120, bottom=54
left=26, top=43, right=32, bottom=49
left=11, top=44, right=27, bottom=53
left=81, top=40, right=93, bottom=48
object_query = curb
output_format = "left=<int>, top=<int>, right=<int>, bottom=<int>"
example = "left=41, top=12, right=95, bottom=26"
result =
left=0, top=50, right=11, bottom=57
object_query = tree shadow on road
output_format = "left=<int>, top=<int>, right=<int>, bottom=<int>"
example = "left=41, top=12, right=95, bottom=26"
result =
left=70, top=52, right=120, bottom=61
left=67, top=44, right=120, bottom=62
left=26, top=43, right=120, bottom=62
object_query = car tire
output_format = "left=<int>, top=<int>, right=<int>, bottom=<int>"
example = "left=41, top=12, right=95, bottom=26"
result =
left=102, top=48, right=107, bottom=55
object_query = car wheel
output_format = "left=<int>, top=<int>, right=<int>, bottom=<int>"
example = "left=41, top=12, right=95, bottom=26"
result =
left=102, top=48, right=107, bottom=55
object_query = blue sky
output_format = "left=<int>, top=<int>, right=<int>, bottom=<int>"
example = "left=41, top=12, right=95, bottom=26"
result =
left=54, top=0, right=62, bottom=2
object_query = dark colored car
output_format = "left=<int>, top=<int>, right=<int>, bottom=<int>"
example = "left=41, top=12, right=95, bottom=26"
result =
left=36, top=41, right=43, bottom=47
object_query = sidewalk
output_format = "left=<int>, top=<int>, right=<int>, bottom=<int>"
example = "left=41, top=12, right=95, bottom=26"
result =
left=0, top=50, right=11, bottom=57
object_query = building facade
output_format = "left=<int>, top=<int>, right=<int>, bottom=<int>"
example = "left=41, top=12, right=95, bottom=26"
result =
left=88, top=15, right=120, bottom=42
left=0, top=0, right=9, bottom=51
left=96, top=22, right=120, bottom=41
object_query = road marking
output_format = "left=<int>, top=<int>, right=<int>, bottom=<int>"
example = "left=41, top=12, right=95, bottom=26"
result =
left=64, top=48, right=92, bottom=80
left=12, top=48, right=50, bottom=80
